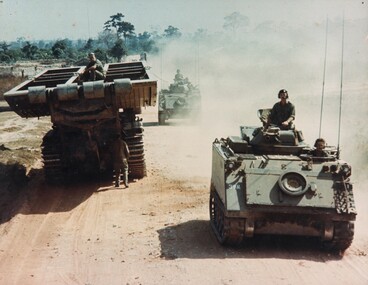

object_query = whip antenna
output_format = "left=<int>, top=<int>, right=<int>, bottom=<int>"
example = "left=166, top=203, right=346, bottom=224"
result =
left=319, top=18, right=329, bottom=138
left=337, top=15, right=345, bottom=159
left=196, top=39, right=200, bottom=87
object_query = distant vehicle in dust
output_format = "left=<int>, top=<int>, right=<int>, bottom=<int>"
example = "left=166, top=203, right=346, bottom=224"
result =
left=210, top=108, right=356, bottom=252
left=158, top=69, right=201, bottom=125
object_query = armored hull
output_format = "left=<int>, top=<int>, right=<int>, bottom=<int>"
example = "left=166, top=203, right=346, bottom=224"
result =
left=210, top=112, right=356, bottom=252
left=4, top=61, right=157, bottom=183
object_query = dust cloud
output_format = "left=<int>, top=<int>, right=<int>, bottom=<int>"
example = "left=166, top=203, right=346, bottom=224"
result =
left=146, top=16, right=368, bottom=241
left=147, top=16, right=367, bottom=176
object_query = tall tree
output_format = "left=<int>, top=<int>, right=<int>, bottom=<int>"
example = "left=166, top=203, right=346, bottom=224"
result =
left=223, top=12, right=250, bottom=37
left=163, top=25, right=182, bottom=39
left=104, top=13, right=135, bottom=41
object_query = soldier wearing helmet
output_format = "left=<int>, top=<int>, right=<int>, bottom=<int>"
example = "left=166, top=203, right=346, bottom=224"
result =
left=267, top=89, right=295, bottom=130
left=80, top=52, right=105, bottom=81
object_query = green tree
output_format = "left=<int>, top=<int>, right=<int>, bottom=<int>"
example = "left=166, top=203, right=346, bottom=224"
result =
left=14, top=37, right=26, bottom=49
left=22, top=41, right=39, bottom=59
left=83, top=38, right=94, bottom=51
left=0, top=49, right=22, bottom=63
left=51, top=39, right=68, bottom=58
left=127, top=36, right=139, bottom=53
left=120, top=22, right=135, bottom=40
left=0, top=53, right=11, bottom=63
left=108, top=39, right=128, bottom=61
left=163, top=25, right=182, bottom=39
left=137, top=32, right=157, bottom=53
left=36, top=48, right=52, bottom=60
left=97, top=30, right=118, bottom=50
left=104, top=13, right=135, bottom=41
left=0, top=41, right=10, bottom=52
left=37, top=40, right=47, bottom=49
left=93, top=48, right=107, bottom=63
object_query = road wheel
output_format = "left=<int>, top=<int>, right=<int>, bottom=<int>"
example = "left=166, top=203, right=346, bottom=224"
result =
left=322, top=221, right=354, bottom=252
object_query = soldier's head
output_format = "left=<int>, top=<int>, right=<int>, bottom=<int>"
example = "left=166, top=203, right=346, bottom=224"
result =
left=278, top=89, right=288, bottom=99
left=314, top=138, right=326, bottom=150
left=88, top=52, right=96, bottom=61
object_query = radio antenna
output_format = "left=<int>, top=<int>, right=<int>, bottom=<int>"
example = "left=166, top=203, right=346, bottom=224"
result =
left=337, top=15, right=345, bottom=159
left=319, top=17, right=329, bottom=138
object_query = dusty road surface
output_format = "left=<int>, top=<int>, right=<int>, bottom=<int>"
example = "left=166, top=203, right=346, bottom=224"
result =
left=0, top=104, right=367, bottom=285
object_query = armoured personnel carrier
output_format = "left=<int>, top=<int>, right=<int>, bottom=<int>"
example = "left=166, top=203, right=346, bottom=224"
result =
left=4, top=61, right=157, bottom=183
left=210, top=109, right=356, bottom=252
left=158, top=69, right=200, bottom=125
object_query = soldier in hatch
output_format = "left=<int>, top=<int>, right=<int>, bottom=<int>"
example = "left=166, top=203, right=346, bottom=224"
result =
left=267, top=89, right=295, bottom=130
left=309, top=138, right=329, bottom=157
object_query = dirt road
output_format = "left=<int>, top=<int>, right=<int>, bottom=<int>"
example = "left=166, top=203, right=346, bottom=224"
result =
left=0, top=105, right=367, bottom=285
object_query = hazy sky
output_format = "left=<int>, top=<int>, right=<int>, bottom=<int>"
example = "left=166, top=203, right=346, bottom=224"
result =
left=0, top=0, right=366, bottom=41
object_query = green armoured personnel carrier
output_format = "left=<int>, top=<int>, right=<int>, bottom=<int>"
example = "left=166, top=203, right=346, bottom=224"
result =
left=158, top=69, right=201, bottom=125
left=210, top=109, right=356, bottom=252
left=4, top=61, right=157, bottom=183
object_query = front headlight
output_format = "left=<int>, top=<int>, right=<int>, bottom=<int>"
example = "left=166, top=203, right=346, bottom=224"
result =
left=278, top=171, right=309, bottom=196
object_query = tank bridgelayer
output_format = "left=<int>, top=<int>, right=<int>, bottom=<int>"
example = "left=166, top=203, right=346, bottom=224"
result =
left=158, top=69, right=201, bottom=125
left=4, top=61, right=157, bottom=184
left=210, top=109, right=356, bottom=252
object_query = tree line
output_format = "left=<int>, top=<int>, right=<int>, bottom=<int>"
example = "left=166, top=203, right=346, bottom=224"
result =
left=0, top=13, right=184, bottom=65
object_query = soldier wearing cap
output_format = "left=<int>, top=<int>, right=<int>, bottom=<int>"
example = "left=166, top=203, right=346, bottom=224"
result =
left=80, top=52, right=105, bottom=81
left=267, top=89, right=295, bottom=130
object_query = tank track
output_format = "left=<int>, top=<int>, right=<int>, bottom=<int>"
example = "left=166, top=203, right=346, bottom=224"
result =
left=41, top=129, right=65, bottom=184
left=210, top=190, right=244, bottom=245
left=334, top=182, right=357, bottom=214
left=210, top=189, right=355, bottom=251
left=120, top=111, right=147, bottom=179
left=123, top=132, right=146, bottom=179
left=322, top=221, right=354, bottom=252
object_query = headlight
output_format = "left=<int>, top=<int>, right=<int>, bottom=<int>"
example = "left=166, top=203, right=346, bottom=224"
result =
left=278, top=172, right=309, bottom=196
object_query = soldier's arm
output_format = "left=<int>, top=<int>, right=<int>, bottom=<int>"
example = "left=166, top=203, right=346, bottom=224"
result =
left=286, top=104, right=295, bottom=123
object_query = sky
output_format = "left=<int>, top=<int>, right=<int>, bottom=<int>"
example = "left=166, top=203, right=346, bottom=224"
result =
left=0, top=0, right=367, bottom=41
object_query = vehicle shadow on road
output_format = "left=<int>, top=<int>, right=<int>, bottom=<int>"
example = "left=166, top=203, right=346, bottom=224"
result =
left=0, top=168, right=115, bottom=224
left=143, top=119, right=199, bottom=128
left=143, top=121, right=160, bottom=127
left=157, top=220, right=344, bottom=262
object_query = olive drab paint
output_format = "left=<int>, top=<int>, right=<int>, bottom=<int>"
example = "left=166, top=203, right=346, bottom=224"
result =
left=210, top=109, right=356, bottom=252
